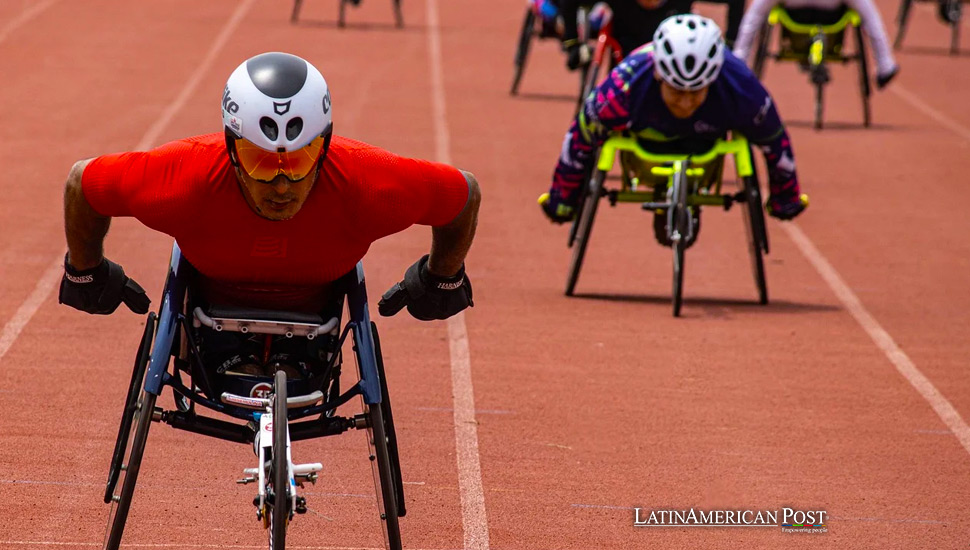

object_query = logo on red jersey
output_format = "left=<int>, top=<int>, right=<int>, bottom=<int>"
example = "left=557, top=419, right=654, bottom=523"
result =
left=251, top=237, right=289, bottom=258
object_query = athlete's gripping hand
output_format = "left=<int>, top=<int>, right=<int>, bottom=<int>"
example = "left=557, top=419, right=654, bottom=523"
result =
left=563, top=40, right=590, bottom=71
left=378, top=255, right=473, bottom=321
left=59, top=255, right=151, bottom=315
left=538, top=192, right=576, bottom=223
left=767, top=193, right=810, bottom=221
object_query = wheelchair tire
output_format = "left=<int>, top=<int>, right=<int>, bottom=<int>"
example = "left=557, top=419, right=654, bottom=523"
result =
left=672, top=208, right=687, bottom=317
left=577, top=44, right=610, bottom=113
left=271, top=370, right=289, bottom=550
left=103, top=388, right=157, bottom=550
left=393, top=0, right=404, bottom=28
left=567, top=168, right=593, bottom=248
left=510, top=8, right=536, bottom=95
left=894, top=0, right=912, bottom=49
left=951, top=4, right=961, bottom=54
left=338, top=0, right=348, bottom=28
left=366, top=401, right=402, bottom=550
left=813, top=80, right=824, bottom=130
left=105, top=313, right=156, bottom=504
left=565, top=169, right=605, bottom=296
left=856, top=26, right=871, bottom=127
left=753, top=23, right=772, bottom=79
left=371, top=322, right=405, bottom=517
left=742, top=174, right=769, bottom=305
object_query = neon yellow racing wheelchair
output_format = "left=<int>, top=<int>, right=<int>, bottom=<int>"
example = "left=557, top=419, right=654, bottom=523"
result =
left=562, top=134, right=770, bottom=317
left=753, top=5, right=871, bottom=129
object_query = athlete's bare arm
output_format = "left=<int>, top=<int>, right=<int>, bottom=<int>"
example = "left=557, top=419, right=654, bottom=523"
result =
left=64, top=159, right=110, bottom=270
left=428, top=170, right=481, bottom=277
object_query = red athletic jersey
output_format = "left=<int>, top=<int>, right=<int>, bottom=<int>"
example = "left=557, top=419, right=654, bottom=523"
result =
left=82, top=133, right=469, bottom=311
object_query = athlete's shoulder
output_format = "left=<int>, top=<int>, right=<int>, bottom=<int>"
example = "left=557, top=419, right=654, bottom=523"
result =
left=717, top=52, right=766, bottom=93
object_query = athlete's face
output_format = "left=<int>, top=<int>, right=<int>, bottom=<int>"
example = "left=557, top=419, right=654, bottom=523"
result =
left=235, top=166, right=319, bottom=221
left=658, top=76, right=709, bottom=119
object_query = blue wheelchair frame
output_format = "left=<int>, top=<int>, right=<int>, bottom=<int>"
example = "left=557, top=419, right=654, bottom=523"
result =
left=103, top=241, right=405, bottom=550
left=145, top=242, right=382, bottom=409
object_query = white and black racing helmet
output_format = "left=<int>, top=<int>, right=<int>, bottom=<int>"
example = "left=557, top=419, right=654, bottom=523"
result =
left=222, top=52, right=333, bottom=182
left=652, top=15, right=725, bottom=91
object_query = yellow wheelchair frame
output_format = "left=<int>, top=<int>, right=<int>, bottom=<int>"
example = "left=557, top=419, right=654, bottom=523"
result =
left=565, top=134, right=769, bottom=317
left=753, top=5, right=871, bottom=129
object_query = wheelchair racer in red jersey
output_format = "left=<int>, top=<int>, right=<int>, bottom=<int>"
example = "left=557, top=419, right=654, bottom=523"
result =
left=540, top=15, right=808, bottom=223
left=60, top=52, right=480, bottom=374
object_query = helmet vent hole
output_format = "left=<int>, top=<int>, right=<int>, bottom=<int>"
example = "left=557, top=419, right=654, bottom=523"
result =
left=706, top=64, right=719, bottom=79
left=286, top=118, right=304, bottom=141
left=684, top=55, right=696, bottom=72
left=687, top=20, right=696, bottom=30
left=260, top=117, right=279, bottom=141
left=709, top=44, right=718, bottom=58
left=663, top=40, right=673, bottom=55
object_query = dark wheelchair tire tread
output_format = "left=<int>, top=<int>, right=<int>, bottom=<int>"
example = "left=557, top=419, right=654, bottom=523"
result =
left=105, top=313, right=156, bottom=504
left=371, top=322, right=406, bottom=517
left=565, top=170, right=604, bottom=296
left=271, top=370, right=288, bottom=550
left=742, top=175, right=769, bottom=305
left=369, top=402, right=402, bottom=550
left=103, top=389, right=157, bottom=550
left=511, top=8, right=536, bottom=95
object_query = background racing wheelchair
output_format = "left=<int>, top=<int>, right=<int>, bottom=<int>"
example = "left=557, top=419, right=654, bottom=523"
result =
left=562, top=133, right=770, bottom=317
left=103, top=243, right=405, bottom=550
left=290, top=0, right=404, bottom=28
left=894, top=0, right=965, bottom=54
left=510, top=0, right=607, bottom=97
left=576, top=6, right=624, bottom=112
left=753, top=5, right=871, bottom=129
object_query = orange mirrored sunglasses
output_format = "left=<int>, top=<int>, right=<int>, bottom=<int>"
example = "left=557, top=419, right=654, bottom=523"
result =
left=234, top=134, right=327, bottom=183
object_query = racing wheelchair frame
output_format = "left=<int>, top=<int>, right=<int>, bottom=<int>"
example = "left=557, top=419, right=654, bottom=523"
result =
left=290, top=0, right=404, bottom=28
left=577, top=13, right=624, bottom=112
left=103, top=243, right=405, bottom=550
left=565, top=135, right=770, bottom=317
left=753, top=6, right=870, bottom=129
left=510, top=1, right=594, bottom=97
left=895, top=0, right=965, bottom=54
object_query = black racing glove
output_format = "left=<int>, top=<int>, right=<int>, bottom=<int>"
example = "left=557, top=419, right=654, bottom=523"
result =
left=59, top=255, right=151, bottom=315
left=377, top=255, right=473, bottom=321
left=563, top=40, right=589, bottom=71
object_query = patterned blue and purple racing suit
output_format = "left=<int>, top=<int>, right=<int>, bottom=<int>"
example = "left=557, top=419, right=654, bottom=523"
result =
left=549, top=44, right=800, bottom=207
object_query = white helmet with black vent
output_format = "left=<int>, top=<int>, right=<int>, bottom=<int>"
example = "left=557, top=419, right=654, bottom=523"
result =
left=652, top=15, right=725, bottom=91
left=222, top=51, right=332, bottom=151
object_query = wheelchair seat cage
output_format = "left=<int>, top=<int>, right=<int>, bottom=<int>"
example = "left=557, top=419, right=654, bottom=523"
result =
left=102, top=243, right=405, bottom=550
left=564, top=134, right=770, bottom=316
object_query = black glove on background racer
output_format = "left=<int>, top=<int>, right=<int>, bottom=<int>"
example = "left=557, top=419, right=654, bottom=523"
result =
left=59, top=254, right=151, bottom=315
left=378, top=255, right=473, bottom=321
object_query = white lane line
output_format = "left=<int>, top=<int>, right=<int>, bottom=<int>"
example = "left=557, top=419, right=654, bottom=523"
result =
left=0, top=256, right=62, bottom=362
left=426, top=0, right=490, bottom=549
left=135, top=0, right=257, bottom=151
left=891, top=84, right=970, bottom=143
left=782, top=223, right=970, bottom=456
left=0, top=1, right=255, bottom=366
left=0, top=0, right=57, bottom=46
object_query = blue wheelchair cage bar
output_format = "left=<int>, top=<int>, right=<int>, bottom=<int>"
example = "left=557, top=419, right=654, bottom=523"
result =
left=595, top=134, right=755, bottom=178
left=144, top=242, right=385, bottom=408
